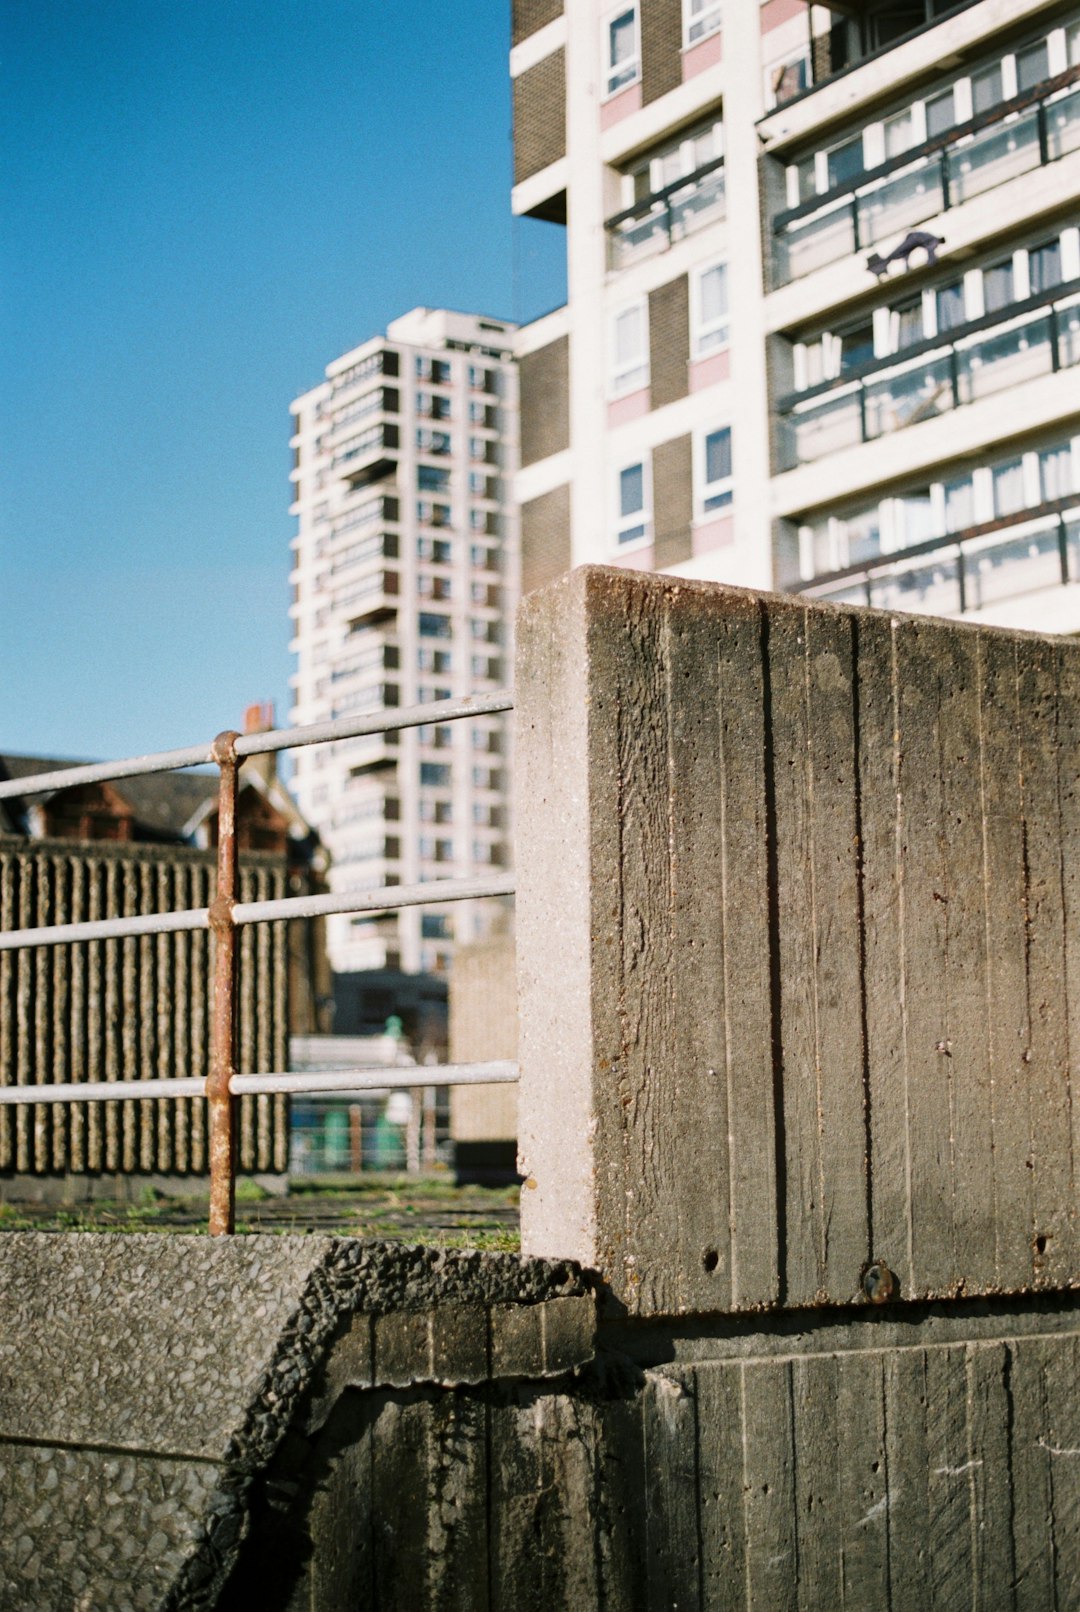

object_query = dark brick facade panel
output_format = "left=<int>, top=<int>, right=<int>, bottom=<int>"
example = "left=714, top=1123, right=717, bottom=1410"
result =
left=642, top=0, right=683, bottom=105
left=512, top=0, right=564, bottom=47
left=522, top=484, right=571, bottom=595
left=648, top=276, right=690, bottom=411
left=513, top=50, right=567, bottom=185
left=652, top=435, right=693, bottom=568
left=520, top=336, right=570, bottom=467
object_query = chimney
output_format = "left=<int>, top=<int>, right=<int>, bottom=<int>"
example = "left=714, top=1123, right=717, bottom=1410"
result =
left=242, top=701, right=277, bottom=787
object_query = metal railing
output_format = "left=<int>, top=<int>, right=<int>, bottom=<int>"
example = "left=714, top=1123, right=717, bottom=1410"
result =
left=772, top=65, right=1080, bottom=286
left=0, top=692, right=516, bottom=1234
left=776, top=277, right=1080, bottom=470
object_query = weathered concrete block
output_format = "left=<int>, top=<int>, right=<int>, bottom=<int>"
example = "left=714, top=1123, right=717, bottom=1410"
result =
left=540, top=1295, right=596, bottom=1375
left=490, top=1294, right=595, bottom=1378
left=490, top=1299, right=545, bottom=1377
left=430, top=1301, right=488, bottom=1383
left=372, top=1308, right=433, bottom=1388
left=516, top=567, right=1080, bottom=1316
left=0, top=1233, right=588, bottom=1611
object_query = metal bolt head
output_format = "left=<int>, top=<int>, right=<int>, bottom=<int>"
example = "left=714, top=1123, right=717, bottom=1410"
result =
left=862, top=1261, right=895, bottom=1304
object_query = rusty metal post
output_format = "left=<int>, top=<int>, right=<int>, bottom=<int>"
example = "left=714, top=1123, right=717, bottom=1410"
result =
left=207, top=731, right=241, bottom=1235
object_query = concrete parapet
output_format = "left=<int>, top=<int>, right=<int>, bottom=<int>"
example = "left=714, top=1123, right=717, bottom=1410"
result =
left=516, top=567, right=1080, bottom=1317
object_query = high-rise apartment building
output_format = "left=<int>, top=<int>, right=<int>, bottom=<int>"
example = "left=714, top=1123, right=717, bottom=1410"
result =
left=512, top=0, right=1080, bottom=630
left=289, top=308, right=518, bottom=982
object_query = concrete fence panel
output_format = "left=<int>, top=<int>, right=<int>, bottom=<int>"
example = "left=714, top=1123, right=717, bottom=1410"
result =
left=515, top=567, right=1080, bottom=1317
left=0, top=841, right=289, bottom=1181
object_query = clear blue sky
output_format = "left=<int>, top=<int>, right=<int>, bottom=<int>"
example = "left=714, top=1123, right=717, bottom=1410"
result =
left=1, top=1, right=565, bottom=764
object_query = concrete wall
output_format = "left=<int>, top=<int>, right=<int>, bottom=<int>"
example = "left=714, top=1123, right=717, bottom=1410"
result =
left=0, top=840, right=288, bottom=1182
left=515, top=568, right=1080, bottom=1318
left=4, top=1232, right=1080, bottom=1610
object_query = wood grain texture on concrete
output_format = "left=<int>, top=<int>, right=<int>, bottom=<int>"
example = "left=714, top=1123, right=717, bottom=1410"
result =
left=516, top=567, right=1080, bottom=1315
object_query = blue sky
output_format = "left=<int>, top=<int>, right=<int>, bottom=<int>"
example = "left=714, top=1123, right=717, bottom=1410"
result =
left=1, top=2, right=565, bottom=763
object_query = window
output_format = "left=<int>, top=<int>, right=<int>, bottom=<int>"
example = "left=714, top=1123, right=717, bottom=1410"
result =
left=925, top=89, right=956, bottom=140
left=419, top=763, right=451, bottom=787
left=1017, top=40, right=1049, bottom=93
left=842, top=507, right=882, bottom=565
left=983, top=259, right=1015, bottom=313
left=1029, top=239, right=1063, bottom=295
left=416, top=428, right=451, bottom=454
left=971, top=63, right=1003, bottom=116
left=684, top=0, right=721, bottom=46
left=469, top=509, right=487, bottom=533
left=839, top=321, right=874, bottom=373
left=826, top=134, right=863, bottom=191
left=419, top=612, right=452, bottom=639
left=415, top=356, right=450, bottom=382
left=421, top=914, right=452, bottom=940
left=936, top=281, right=967, bottom=333
left=469, top=471, right=489, bottom=495
left=416, top=500, right=451, bottom=529
left=699, top=427, right=733, bottom=513
left=469, top=436, right=487, bottom=461
left=468, top=364, right=491, bottom=389
left=418, top=465, right=450, bottom=493
left=469, top=401, right=487, bottom=424
left=884, top=108, right=917, bottom=158
left=615, top=460, right=650, bottom=545
left=605, top=6, right=640, bottom=96
left=692, top=262, right=729, bottom=356
left=896, top=491, right=934, bottom=545
left=610, top=301, right=648, bottom=394
left=1040, top=444, right=1074, bottom=502
left=944, top=475, right=975, bottom=532
left=625, top=117, right=723, bottom=211
left=892, top=298, right=924, bottom=351
left=992, top=459, right=1026, bottom=518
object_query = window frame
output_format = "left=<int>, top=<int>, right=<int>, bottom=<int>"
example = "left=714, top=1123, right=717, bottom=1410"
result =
left=609, top=299, right=649, bottom=396
left=604, top=4, right=640, bottom=99
left=691, top=260, right=730, bottom=358
left=613, top=456, right=652, bottom=548
left=683, top=0, right=722, bottom=49
left=695, top=425, right=733, bottom=518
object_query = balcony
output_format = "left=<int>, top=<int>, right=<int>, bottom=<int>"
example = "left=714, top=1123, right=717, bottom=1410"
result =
left=336, top=569, right=400, bottom=628
left=767, top=1, right=983, bottom=115
left=772, top=69, right=1080, bottom=286
left=332, top=424, right=399, bottom=489
left=776, top=279, right=1080, bottom=470
left=605, top=158, right=725, bottom=272
left=794, top=500, right=1080, bottom=617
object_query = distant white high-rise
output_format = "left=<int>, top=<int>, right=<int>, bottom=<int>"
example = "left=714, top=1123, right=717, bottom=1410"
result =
left=289, top=308, right=518, bottom=980
left=512, top=0, right=1080, bottom=630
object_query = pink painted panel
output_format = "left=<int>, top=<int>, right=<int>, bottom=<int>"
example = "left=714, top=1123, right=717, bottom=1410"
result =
left=607, top=389, right=650, bottom=428
left=760, top=0, right=806, bottom=34
left=600, top=82, right=642, bottom=130
left=682, top=30, right=723, bottom=80
left=689, top=350, right=730, bottom=392
left=608, top=545, right=655, bottom=571
left=692, top=515, right=735, bottom=556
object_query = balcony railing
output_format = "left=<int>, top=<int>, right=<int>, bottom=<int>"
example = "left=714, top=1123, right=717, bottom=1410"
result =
left=773, top=67, right=1080, bottom=285
left=792, top=499, right=1080, bottom=616
left=605, top=158, right=725, bottom=272
left=0, top=692, right=515, bottom=1234
left=777, top=278, right=1080, bottom=470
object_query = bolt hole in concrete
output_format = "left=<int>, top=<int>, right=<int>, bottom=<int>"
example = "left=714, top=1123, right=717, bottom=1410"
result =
left=862, top=1261, right=895, bottom=1303
left=703, top=1248, right=720, bottom=1272
left=1035, top=1235, right=1048, bottom=1255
